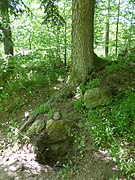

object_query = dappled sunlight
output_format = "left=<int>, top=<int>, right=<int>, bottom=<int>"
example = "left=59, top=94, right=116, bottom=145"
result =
left=93, top=149, right=121, bottom=173
left=53, top=76, right=65, bottom=91
left=74, top=86, right=82, bottom=99
left=23, top=111, right=30, bottom=120
left=0, top=142, right=53, bottom=179
left=94, top=149, right=113, bottom=162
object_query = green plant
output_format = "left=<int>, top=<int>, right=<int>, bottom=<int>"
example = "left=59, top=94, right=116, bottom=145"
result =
left=34, top=103, right=50, bottom=114
left=59, top=160, right=76, bottom=179
left=106, top=61, right=131, bottom=74
left=110, top=92, right=135, bottom=139
left=123, top=52, right=135, bottom=63
left=59, top=123, right=86, bottom=180
left=86, top=109, right=114, bottom=146
left=85, top=90, right=135, bottom=179
left=110, top=142, right=135, bottom=179
left=1, top=120, right=23, bottom=146
left=33, top=103, right=55, bottom=119
left=71, top=98, right=84, bottom=113
left=85, top=78, right=101, bottom=90
left=60, top=163, right=70, bottom=179
left=74, top=133, right=86, bottom=159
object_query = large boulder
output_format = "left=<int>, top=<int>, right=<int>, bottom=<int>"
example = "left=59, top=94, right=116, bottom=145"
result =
left=35, top=119, right=76, bottom=165
left=46, top=119, right=74, bottom=143
left=84, top=87, right=112, bottom=109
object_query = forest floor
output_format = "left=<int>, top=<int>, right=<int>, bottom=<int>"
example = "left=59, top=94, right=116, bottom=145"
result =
left=0, top=130, right=123, bottom=180
left=0, top=108, right=123, bottom=180
left=0, top=60, right=135, bottom=180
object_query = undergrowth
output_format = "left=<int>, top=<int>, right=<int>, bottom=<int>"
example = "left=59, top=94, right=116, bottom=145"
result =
left=0, top=54, right=66, bottom=115
left=84, top=90, right=135, bottom=179
left=0, top=53, right=65, bottom=91
left=0, top=53, right=66, bottom=144
left=71, top=71, right=135, bottom=179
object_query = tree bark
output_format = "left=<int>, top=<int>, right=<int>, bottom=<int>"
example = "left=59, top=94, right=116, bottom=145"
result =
left=0, top=4, right=14, bottom=56
left=47, top=0, right=108, bottom=103
left=127, top=10, right=134, bottom=50
left=115, top=0, right=120, bottom=56
left=71, top=0, right=95, bottom=84
left=64, top=2, right=67, bottom=67
left=2, top=23, right=14, bottom=56
left=105, top=0, right=110, bottom=58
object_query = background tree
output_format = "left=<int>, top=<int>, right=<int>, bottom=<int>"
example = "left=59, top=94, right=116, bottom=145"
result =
left=105, top=0, right=110, bottom=57
left=115, top=0, right=121, bottom=56
left=0, top=0, right=30, bottom=55
left=94, top=0, right=135, bottom=58
left=0, top=0, right=14, bottom=55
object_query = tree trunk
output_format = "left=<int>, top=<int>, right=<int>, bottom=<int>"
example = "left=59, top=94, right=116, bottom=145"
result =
left=2, top=23, right=14, bottom=55
left=105, top=0, right=110, bottom=58
left=64, top=2, right=67, bottom=67
left=115, top=0, right=120, bottom=57
left=71, top=0, right=95, bottom=84
left=1, top=4, right=14, bottom=56
left=127, top=10, right=134, bottom=50
left=47, top=0, right=108, bottom=102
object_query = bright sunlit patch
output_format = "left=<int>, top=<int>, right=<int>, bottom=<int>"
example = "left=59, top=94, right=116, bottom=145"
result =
left=54, top=86, right=59, bottom=90
left=57, top=76, right=64, bottom=83
left=0, top=142, right=53, bottom=178
left=74, top=86, right=81, bottom=99
left=24, top=111, right=30, bottom=118
left=21, top=64, right=26, bottom=68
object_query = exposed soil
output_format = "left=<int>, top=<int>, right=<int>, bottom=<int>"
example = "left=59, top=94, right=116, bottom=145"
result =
left=0, top=103, right=124, bottom=180
left=0, top=131, right=123, bottom=180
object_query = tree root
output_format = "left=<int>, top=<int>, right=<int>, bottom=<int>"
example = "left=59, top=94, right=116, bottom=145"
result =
left=20, top=113, right=39, bottom=132
left=47, top=82, right=77, bottom=105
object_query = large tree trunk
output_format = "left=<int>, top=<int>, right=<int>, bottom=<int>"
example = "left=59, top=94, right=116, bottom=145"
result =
left=47, top=0, right=107, bottom=102
left=2, top=23, right=14, bottom=56
left=71, top=0, right=95, bottom=84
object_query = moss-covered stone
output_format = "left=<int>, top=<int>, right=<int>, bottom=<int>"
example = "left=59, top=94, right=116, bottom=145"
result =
left=35, top=119, right=76, bottom=165
left=84, top=87, right=112, bottom=108
left=46, top=119, right=75, bottom=143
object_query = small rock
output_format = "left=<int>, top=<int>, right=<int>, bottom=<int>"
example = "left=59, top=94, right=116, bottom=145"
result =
left=44, top=114, right=49, bottom=121
left=53, top=112, right=61, bottom=120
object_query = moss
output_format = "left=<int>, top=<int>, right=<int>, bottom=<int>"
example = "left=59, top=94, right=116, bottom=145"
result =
left=84, top=87, right=112, bottom=108
left=46, top=119, right=75, bottom=143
